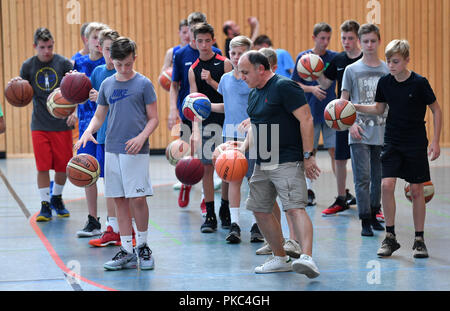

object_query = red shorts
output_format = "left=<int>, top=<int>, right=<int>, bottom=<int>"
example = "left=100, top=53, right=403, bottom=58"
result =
left=32, top=130, right=74, bottom=172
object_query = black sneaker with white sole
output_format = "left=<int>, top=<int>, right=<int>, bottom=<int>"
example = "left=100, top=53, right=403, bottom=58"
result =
left=77, top=215, right=101, bottom=237
left=201, top=214, right=217, bottom=233
left=226, top=223, right=241, bottom=244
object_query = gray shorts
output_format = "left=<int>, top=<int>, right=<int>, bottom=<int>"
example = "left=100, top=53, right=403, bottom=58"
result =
left=314, top=122, right=336, bottom=149
left=246, top=162, right=308, bottom=213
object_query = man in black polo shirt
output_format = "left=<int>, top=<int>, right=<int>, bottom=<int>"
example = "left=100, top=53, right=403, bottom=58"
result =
left=238, top=51, right=320, bottom=278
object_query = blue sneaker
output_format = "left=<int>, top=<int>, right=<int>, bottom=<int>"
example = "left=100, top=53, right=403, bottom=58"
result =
left=50, top=195, right=70, bottom=218
left=36, top=201, right=52, bottom=222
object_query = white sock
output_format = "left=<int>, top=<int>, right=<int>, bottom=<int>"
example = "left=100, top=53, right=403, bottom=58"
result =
left=107, top=216, right=119, bottom=233
left=52, top=183, right=64, bottom=196
left=120, top=235, right=134, bottom=254
left=230, top=207, right=240, bottom=225
left=277, top=255, right=290, bottom=262
left=306, top=178, right=312, bottom=190
left=137, top=230, right=148, bottom=247
left=39, top=187, right=50, bottom=202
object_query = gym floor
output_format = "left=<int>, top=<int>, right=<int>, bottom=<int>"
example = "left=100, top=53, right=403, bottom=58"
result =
left=1, top=149, right=450, bottom=292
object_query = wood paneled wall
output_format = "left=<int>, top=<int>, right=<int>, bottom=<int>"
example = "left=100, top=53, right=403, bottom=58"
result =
left=1, top=0, right=449, bottom=156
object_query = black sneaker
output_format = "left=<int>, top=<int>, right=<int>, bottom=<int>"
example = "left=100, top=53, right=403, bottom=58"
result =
left=345, top=189, right=356, bottom=205
left=36, top=201, right=52, bottom=222
left=219, top=206, right=231, bottom=229
left=201, top=214, right=217, bottom=233
left=371, top=214, right=385, bottom=231
left=250, top=223, right=264, bottom=243
left=361, top=219, right=374, bottom=236
left=377, top=233, right=401, bottom=257
left=50, top=195, right=70, bottom=218
left=76, top=215, right=102, bottom=237
left=226, top=223, right=241, bottom=244
left=412, top=237, right=429, bottom=258
left=307, top=189, right=316, bottom=206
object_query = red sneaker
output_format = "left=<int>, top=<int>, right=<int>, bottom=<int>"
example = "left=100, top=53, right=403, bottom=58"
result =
left=200, top=198, right=207, bottom=218
left=376, top=211, right=385, bottom=222
left=178, top=184, right=192, bottom=208
left=322, top=197, right=349, bottom=217
left=89, top=226, right=120, bottom=247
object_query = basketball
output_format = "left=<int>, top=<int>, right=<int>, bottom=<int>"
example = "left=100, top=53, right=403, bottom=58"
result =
left=215, top=149, right=248, bottom=182
left=324, top=98, right=356, bottom=131
left=404, top=181, right=435, bottom=204
left=46, top=88, right=77, bottom=119
left=296, top=53, right=325, bottom=81
left=165, top=139, right=191, bottom=166
left=60, top=72, right=92, bottom=103
left=182, top=92, right=211, bottom=121
left=175, top=156, right=204, bottom=185
left=4, top=79, right=34, bottom=107
left=159, top=67, right=172, bottom=92
left=212, top=141, right=241, bottom=166
left=66, top=154, right=100, bottom=187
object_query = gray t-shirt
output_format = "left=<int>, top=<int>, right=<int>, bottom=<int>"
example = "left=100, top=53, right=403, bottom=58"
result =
left=20, top=54, right=73, bottom=131
left=342, top=59, right=389, bottom=145
left=97, top=72, right=157, bottom=154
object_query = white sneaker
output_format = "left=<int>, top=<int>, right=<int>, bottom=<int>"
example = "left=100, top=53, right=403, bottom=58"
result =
left=292, top=254, right=320, bottom=278
left=254, top=255, right=292, bottom=274
left=284, top=239, right=302, bottom=258
left=256, top=240, right=272, bottom=255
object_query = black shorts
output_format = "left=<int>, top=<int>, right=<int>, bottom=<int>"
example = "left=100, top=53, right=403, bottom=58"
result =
left=335, top=130, right=350, bottom=160
left=380, top=144, right=430, bottom=184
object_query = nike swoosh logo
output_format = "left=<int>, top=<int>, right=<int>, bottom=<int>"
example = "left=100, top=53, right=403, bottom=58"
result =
left=337, top=67, right=345, bottom=71
left=109, top=94, right=132, bottom=104
left=214, top=62, right=221, bottom=65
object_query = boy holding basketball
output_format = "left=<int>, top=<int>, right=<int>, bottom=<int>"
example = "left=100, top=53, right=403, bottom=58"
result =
left=291, top=22, right=338, bottom=207
left=341, top=23, right=389, bottom=236
left=74, top=22, right=109, bottom=238
left=353, top=39, right=441, bottom=258
left=76, top=37, right=159, bottom=270
left=318, top=20, right=361, bottom=216
left=17, top=27, right=74, bottom=221
left=188, top=22, right=233, bottom=233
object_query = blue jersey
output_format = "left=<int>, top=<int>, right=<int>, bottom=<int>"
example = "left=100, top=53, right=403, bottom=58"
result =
left=90, top=65, right=116, bottom=144
left=172, top=44, right=222, bottom=120
left=74, top=55, right=106, bottom=133
left=292, top=49, right=337, bottom=125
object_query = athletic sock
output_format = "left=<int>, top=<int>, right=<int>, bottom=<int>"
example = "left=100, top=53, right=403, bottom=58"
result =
left=107, top=216, right=119, bottom=233
left=52, top=183, right=64, bottom=196
left=415, top=231, right=424, bottom=238
left=386, top=226, right=396, bottom=236
left=230, top=207, right=240, bottom=225
left=137, top=230, right=148, bottom=247
left=39, top=187, right=50, bottom=203
left=120, top=235, right=134, bottom=254
left=205, top=201, right=215, bottom=216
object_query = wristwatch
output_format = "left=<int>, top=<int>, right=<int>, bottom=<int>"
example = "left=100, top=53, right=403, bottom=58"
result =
left=303, top=151, right=314, bottom=160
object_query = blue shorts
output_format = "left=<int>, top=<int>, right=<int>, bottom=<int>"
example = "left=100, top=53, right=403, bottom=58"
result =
left=96, top=144, right=105, bottom=178
left=335, top=130, right=351, bottom=160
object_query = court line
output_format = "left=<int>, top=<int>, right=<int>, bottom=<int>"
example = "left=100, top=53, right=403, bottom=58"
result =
left=29, top=212, right=117, bottom=291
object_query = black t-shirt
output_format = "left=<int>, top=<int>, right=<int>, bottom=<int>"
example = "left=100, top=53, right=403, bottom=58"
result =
left=20, top=54, right=73, bottom=131
left=247, top=74, right=308, bottom=165
left=323, top=51, right=363, bottom=98
left=191, top=53, right=226, bottom=128
left=375, top=71, right=436, bottom=148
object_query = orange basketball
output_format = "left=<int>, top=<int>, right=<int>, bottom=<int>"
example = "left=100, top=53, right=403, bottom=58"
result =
left=296, top=53, right=325, bottom=81
left=47, top=88, right=77, bottom=119
left=165, top=139, right=191, bottom=166
left=159, top=67, right=172, bottom=92
left=212, top=141, right=241, bottom=166
left=324, top=98, right=356, bottom=131
left=404, top=181, right=435, bottom=204
left=66, top=154, right=100, bottom=187
left=215, top=149, right=248, bottom=182
left=4, top=79, right=34, bottom=107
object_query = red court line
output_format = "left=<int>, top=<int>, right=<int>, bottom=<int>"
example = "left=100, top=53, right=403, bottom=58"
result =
left=29, top=212, right=117, bottom=291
